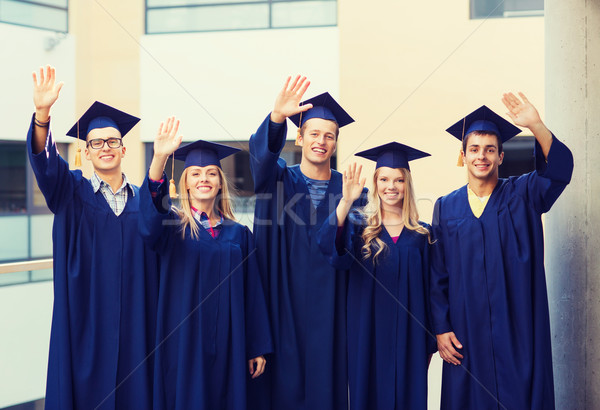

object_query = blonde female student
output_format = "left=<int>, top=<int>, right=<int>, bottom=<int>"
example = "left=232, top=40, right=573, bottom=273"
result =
left=138, top=117, right=272, bottom=410
left=317, top=142, right=437, bottom=410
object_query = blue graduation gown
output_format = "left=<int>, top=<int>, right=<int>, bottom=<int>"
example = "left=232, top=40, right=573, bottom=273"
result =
left=430, top=136, right=574, bottom=410
left=248, top=116, right=367, bottom=410
left=138, top=174, right=272, bottom=410
left=26, top=116, right=159, bottom=410
left=318, top=211, right=436, bottom=410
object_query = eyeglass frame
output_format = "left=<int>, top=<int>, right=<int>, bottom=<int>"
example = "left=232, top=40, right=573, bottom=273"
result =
left=86, top=137, right=124, bottom=149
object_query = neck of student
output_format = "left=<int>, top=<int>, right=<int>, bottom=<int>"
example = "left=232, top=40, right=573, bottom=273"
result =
left=468, top=175, right=498, bottom=197
left=95, top=168, right=124, bottom=193
left=382, top=204, right=403, bottom=224
left=382, top=205, right=404, bottom=235
left=300, top=159, right=331, bottom=180
left=190, top=198, right=217, bottom=220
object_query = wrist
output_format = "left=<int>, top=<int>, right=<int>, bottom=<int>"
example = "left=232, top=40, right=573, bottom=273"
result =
left=527, top=121, right=547, bottom=133
left=270, top=111, right=286, bottom=124
left=153, top=152, right=170, bottom=162
left=35, top=109, right=50, bottom=123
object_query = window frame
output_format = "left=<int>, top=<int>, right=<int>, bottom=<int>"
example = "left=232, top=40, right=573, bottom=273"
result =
left=145, top=0, right=337, bottom=34
left=0, top=0, right=69, bottom=33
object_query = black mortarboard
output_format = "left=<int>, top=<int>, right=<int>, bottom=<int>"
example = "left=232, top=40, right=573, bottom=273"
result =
left=355, top=141, right=430, bottom=171
left=288, top=92, right=354, bottom=128
left=446, top=105, right=521, bottom=143
left=66, top=101, right=140, bottom=140
left=174, top=140, right=240, bottom=169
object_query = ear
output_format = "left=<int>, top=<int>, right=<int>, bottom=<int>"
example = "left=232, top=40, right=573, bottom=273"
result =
left=499, top=151, right=504, bottom=165
left=84, top=147, right=91, bottom=161
left=121, top=146, right=126, bottom=157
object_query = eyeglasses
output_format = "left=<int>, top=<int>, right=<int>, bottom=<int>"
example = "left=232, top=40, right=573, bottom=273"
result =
left=86, top=138, right=123, bottom=149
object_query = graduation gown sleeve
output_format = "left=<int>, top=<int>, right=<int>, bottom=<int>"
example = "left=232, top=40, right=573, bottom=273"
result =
left=27, top=114, right=76, bottom=213
left=138, top=171, right=173, bottom=252
left=317, top=209, right=364, bottom=271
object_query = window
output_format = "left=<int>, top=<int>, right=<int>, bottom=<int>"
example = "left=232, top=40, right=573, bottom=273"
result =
left=145, top=0, right=337, bottom=34
left=0, top=141, right=66, bottom=264
left=0, top=0, right=68, bottom=32
left=0, top=142, right=27, bottom=214
left=498, top=136, right=535, bottom=178
left=471, top=0, right=543, bottom=19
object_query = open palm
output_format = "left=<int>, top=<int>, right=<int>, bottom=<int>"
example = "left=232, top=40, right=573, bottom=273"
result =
left=33, top=65, right=63, bottom=111
left=272, top=75, right=313, bottom=122
left=154, top=117, right=183, bottom=157
left=502, top=92, right=542, bottom=128
left=343, top=163, right=366, bottom=203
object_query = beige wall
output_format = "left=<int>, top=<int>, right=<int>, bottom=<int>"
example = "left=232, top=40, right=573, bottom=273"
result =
left=338, top=1, right=544, bottom=223
left=69, top=0, right=145, bottom=184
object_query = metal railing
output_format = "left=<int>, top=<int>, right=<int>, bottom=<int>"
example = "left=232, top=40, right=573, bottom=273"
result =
left=0, top=258, right=53, bottom=275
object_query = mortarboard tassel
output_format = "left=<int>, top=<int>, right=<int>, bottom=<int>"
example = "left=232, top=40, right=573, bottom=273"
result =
left=74, top=122, right=82, bottom=168
left=457, top=117, right=466, bottom=167
left=169, top=153, right=178, bottom=198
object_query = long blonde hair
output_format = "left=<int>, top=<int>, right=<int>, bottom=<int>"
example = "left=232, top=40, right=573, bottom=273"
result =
left=361, top=167, right=431, bottom=263
left=174, top=166, right=237, bottom=240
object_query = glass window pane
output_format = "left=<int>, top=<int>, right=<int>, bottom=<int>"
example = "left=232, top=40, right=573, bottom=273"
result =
left=0, top=216, right=28, bottom=261
left=0, top=143, right=26, bottom=214
left=471, top=0, right=542, bottom=18
left=0, top=271, right=29, bottom=286
left=0, top=0, right=68, bottom=32
left=147, top=3, right=269, bottom=33
left=148, top=0, right=262, bottom=7
left=30, top=214, right=54, bottom=258
left=32, top=0, right=67, bottom=7
left=272, top=1, right=336, bottom=28
left=30, top=268, right=53, bottom=282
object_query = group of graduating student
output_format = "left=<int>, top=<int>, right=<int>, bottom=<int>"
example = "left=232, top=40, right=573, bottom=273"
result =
left=28, top=65, right=573, bottom=410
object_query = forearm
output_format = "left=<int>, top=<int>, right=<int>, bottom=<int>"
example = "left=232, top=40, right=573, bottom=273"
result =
left=32, top=108, right=51, bottom=154
left=335, top=198, right=353, bottom=227
left=528, top=121, right=553, bottom=159
left=149, top=153, right=168, bottom=181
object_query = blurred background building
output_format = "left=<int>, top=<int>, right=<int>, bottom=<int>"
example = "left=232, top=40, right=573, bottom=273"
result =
left=1, top=0, right=597, bottom=408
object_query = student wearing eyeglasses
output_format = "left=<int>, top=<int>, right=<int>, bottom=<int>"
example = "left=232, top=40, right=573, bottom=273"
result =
left=27, top=65, right=159, bottom=410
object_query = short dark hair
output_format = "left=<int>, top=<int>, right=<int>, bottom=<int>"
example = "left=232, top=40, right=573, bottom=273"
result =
left=462, top=130, right=503, bottom=154
left=300, top=119, right=340, bottom=140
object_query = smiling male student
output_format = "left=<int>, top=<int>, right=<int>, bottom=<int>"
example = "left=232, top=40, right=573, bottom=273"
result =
left=28, top=65, right=158, bottom=410
left=248, top=76, right=366, bottom=410
left=430, top=92, right=574, bottom=409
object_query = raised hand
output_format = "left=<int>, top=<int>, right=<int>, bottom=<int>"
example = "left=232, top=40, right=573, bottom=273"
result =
left=154, top=117, right=183, bottom=158
left=270, top=75, right=313, bottom=123
left=502, top=92, right=543, bottom=129
left=336, top=162, right=366, bottom=227
left=342, top=162, right=366, bottom=203
left=32, top=65, right=64, bottom=120
left=149, top=117, right=183, bottom=181
left=502, top=91, right=553, bottom=157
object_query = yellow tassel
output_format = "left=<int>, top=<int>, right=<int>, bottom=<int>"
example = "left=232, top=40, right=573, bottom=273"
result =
left=169, top=179, right=178, bottom=198
left=457, top=150, right=464, bottom=167
left=74, top=147, right=82, bottom=167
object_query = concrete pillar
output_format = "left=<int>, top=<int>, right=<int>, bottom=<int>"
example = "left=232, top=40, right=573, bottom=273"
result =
left=545, top=0, right=600, bottom=408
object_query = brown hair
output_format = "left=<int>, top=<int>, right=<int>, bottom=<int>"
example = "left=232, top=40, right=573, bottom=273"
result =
left=462, top=130, right=503, bottom=154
